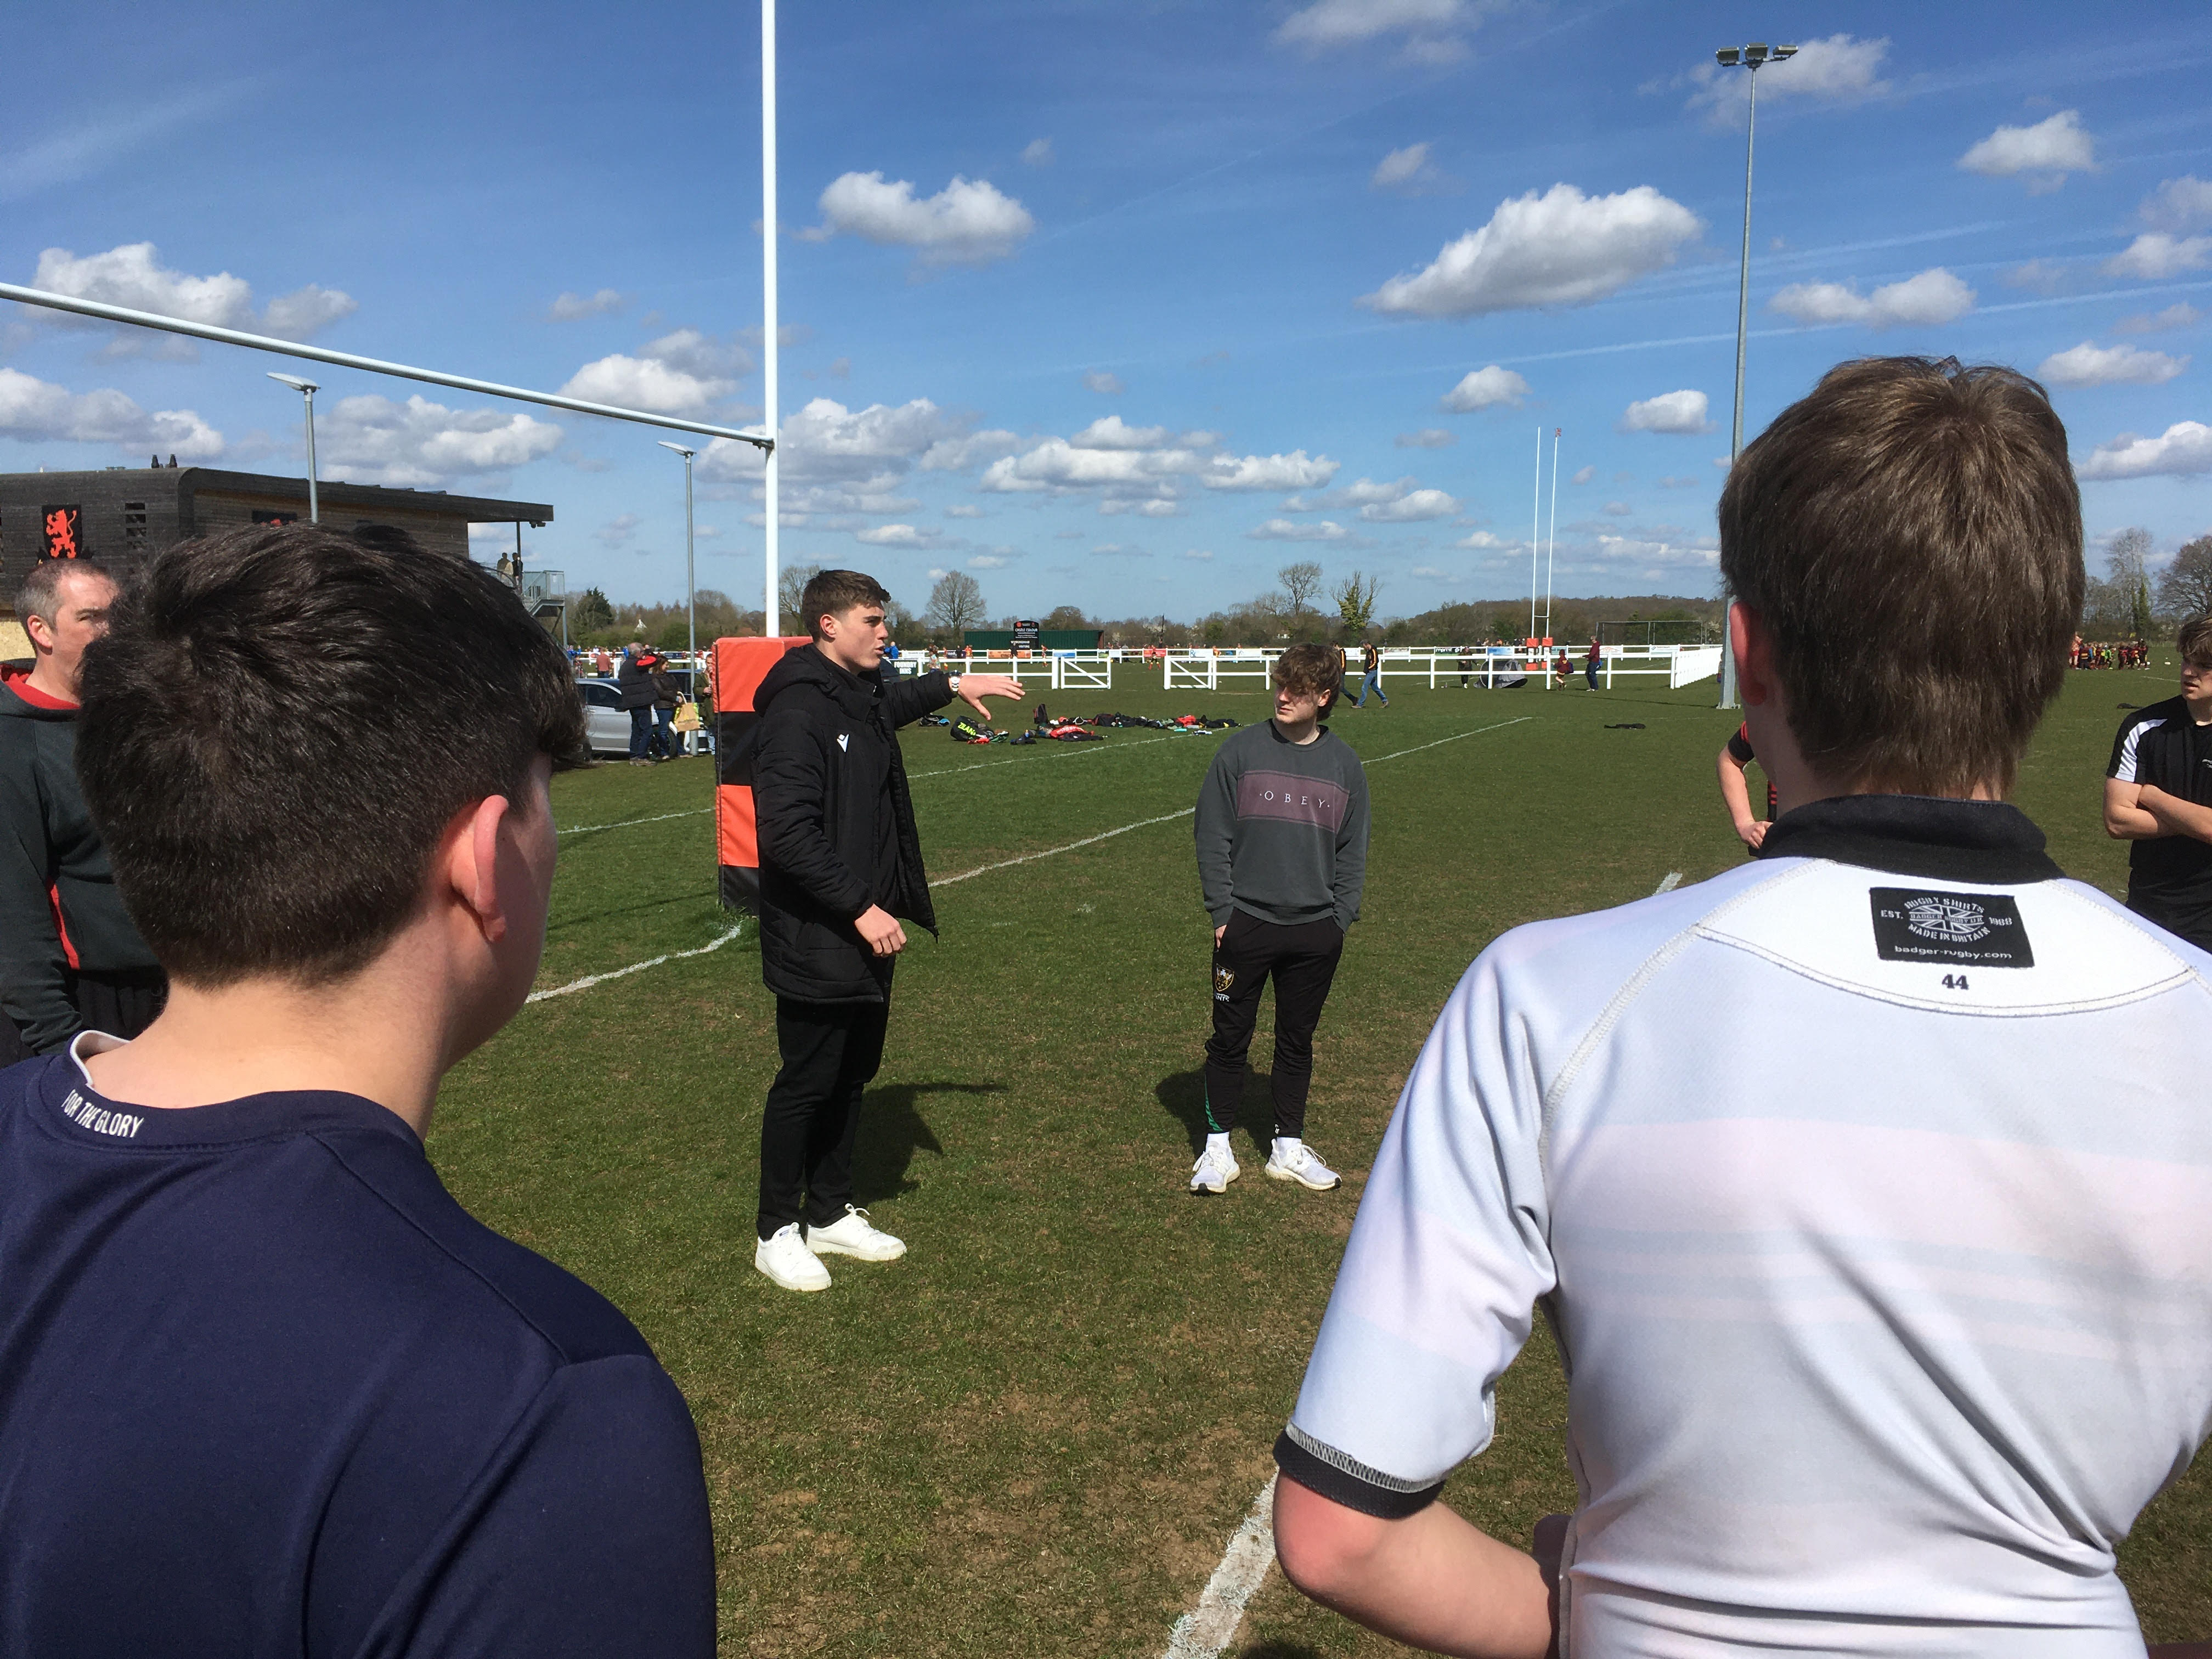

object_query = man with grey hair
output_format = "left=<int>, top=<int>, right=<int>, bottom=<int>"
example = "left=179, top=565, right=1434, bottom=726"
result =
left=0, top=559, right=163, bottom=1062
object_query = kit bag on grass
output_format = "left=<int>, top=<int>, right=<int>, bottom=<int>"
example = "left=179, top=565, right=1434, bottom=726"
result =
left=950, top=715, right=992, bottom=743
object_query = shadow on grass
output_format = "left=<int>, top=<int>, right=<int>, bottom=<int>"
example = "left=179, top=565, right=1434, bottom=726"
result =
left=1156, top=1068, right=1277, bottom=1159
left=1234, top=1643, right=1322, bottom=1659
left=545, top=888, right=720, bottom=934
left=853, top=1081, right=1003, bottom=1204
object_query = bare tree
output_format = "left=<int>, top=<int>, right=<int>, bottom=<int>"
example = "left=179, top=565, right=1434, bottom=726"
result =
left=1279, top=561, right=1324, bottom=616
left=2158, top=535, right=2212, bottom=621
left=777, top=562, right=825, bottom=630
left=2108, top=528, right=2157, bottom=638
left=1333, top=571, right=1381, bottom=636
left=925, top=571, right=987, bottom=641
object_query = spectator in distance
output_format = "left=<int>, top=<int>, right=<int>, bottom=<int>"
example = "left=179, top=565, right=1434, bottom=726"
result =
left=1352, top=640, right=1388, bottom=708
left=1189, top=641, right=1368, bottom=1197
left=649, top=652, right=684, bottom=759
left=1272, top=358, right=2212, bottom=1657
left=0, top=522, right=713, bottom=1656
left=0, top=560, right=165, bottom=1063
left=2103, top=613, right=2212, bottom=951
left=1584, top=634, right=1602, bottom=691
left=746, top=569, right=1020, bottom=1292
left=616, top=641, right=657, bottom=765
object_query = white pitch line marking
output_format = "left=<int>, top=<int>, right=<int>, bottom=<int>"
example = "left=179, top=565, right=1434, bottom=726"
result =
left=1363, top=715, right=1531, bottom=767
left=1654, top=870, right=1683, bottom=895
left=526, top=922, right=744, bottom=1003
left=907, top=731, right=1175, bottom=781
left=930, top=809, right=1197, bottom=888
left=558, top=807, right=712, bottom=837
left=1163, top=1474, right=1277, bottom=1659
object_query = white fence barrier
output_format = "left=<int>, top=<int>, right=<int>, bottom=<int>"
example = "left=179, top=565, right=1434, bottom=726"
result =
left=917, top=642, right=1720, bottom=693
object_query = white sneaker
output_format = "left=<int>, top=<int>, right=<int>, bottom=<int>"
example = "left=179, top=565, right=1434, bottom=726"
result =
left=1266, top=1138, right=1341, bottom=1191
left=805, top=1205, right=906, bottom=1261
left=1189, top=1144, right=1241, bottom=1195
left=755, top=1223, right=832, bottom=1291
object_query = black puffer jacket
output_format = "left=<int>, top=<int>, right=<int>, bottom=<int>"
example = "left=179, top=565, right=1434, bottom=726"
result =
left=752, top=647, right=954, bottom=1003
left=615, top=650, right=657, bottom=711
left=0, top=670, right=161, bottom=1052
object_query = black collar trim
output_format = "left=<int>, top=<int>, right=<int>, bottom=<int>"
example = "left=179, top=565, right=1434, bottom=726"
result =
left=1755, top=794, right=2063, bottom=884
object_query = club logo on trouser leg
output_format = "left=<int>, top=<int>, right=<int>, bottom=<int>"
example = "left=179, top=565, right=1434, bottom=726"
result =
left=1214, top=964, right=1236, bottom=1000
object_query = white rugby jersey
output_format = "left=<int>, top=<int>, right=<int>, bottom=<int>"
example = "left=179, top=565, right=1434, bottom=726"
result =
left=1280, top=795, right=2212, bottom=1657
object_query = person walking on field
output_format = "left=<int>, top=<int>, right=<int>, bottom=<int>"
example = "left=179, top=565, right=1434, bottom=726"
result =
left=1352, top=640, right=1388, bottom=709
left=748, top=569, right=1021, bottom=1293
left=1189, top=642, right=1368, bottom=1197
left=0, top=560, right=165, bottom=1064
left=1584, top=635, right=1602, bottom=690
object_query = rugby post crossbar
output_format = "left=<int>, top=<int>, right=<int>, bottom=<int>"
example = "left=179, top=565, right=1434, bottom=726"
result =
left=0, top=283, right=775, bottom=452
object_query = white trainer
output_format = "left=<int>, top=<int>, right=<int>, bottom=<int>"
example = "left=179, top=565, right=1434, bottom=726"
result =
left=1189, top=1143, right=1241, bottom=1195
left=805, top=1205, right=906, bottom=1261
left=1266, top=1138, right=1341, bottom=1191
left=755, top=1223, right=833, bottom=1291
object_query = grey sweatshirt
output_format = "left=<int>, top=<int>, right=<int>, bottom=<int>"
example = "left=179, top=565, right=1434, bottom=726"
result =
left=1194, top=720, right=1369, bottom=929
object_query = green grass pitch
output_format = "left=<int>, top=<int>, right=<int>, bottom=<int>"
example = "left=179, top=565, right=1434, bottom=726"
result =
left=426, top=665, right=2212, bottom=1657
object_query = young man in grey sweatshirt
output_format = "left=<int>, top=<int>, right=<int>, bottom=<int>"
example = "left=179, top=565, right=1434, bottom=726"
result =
left=1190, top=642, right=1369, bottom=1194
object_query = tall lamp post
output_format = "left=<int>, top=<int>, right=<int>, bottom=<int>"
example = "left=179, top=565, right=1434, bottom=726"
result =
left=658, top=440, right=699, bottom=665
left=266, top=372, right=320, bottom=523
left=1712, top=40, right=1795, bottom=710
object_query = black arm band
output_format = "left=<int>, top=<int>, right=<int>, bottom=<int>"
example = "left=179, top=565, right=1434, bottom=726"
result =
left=1273, top=1427, right=1444, bottom=1520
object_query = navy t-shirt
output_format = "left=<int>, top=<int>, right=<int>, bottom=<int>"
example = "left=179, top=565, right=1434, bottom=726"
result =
left=0, top=1048, right=716, bottom=1657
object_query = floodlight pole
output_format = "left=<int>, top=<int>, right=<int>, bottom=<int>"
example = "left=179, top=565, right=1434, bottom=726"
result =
left=1528, top=425, right=1542, bottom=645
left=1545, top=426, right=1560, bottom=645
left=762, top=0, right=781, bottom=636
left=1714, top=41, right=1795, bottom=710
left=268, top=372, right=320, bottom=522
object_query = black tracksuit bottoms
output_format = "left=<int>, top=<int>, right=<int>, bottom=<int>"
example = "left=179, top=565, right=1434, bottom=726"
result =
left=757, top=994, right=890, bottom=1240
left=1203, top=910, right=1344, bottom=1142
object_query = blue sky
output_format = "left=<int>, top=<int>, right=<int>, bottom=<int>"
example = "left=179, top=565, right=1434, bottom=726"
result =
left=6, top=1, right=2212, bottom=623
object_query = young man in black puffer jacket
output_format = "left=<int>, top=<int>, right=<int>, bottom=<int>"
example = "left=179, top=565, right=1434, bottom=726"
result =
left=747, top=570, right=1020, bottom=1292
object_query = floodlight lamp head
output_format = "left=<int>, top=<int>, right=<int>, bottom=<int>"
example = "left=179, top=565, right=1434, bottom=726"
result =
left=1716, top=47, right=1740, bottom=65
left=657, top=440, right=696, bottom=459
left=1744, top=42, right=1769, bottom=63
left=267, top=371, right=319, bottom=394
left=1774, top=43, right=1798, bottom=59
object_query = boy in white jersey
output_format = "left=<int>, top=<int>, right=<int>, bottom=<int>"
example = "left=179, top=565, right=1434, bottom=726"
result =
left=1270, top=357, right=2212, bottom=1658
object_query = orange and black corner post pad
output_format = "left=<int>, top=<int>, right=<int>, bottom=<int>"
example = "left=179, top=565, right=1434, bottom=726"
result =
left=714, top=634, right=812, bottom=912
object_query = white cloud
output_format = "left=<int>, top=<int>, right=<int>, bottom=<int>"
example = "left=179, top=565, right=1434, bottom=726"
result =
left=1440, top=364, right=1529, bottom=411
left=1603, top=501, right=1631, bottom=516
left=2076, top=421, right=2212, bottom=480
left=1248, top=518, right=1350, bottom=542
left=1769, top=267, right=1976, bottom=329
left=1071, top=415, right=1174, bottom=449
left=1020, top=138, right=1054, bottom=167
left=969, top=555, right=1012, bottom=568
left=1370, top=141, right=1453, bottom=194
left=1455, top=530, right=1517, bottom=550
left=1361, top=487, right=1458, bottom=522
left=919, top=429, right=1019, bottom=471
left=1397, top=428, right=1455, bottom=448
left=1958, top=110, right=2094, bottom=190
left=1620, top=390, right=1712, bottom=435
left=2117, top=303, right=2201, bottom=335
left=2037, top=341, right=2189, bottom=388
left=701, top=396, right=970, bottom=491
left=1570, top=464, right=1596, bottom=484
left=548, top=288, right=627, bottom=321
left=559, top=328, right=753, bottom=415
left=2004, top=258, right=2074, bottom=295
left=0, top=366, right=224, bottom=458
left=2104, top=234, right=2212, bottom=281
left=805, top=171, right=1034, bottom=267
left=1084, top=369, right=1125, bottom=396
left=1100, top=498, right=1181, bottom=518
left=318, top=393, right=562, bottom=487
left=981, top=438, right=1197, bottom=492
left=1183, top=549, right=1214, bottom=561
left=1363, top=184, right=1701, bottom=318
left=596, top=514, right=641, bottom=548
left=857, top=523, right=933, bottom=546
left=1202, top=450, right=1339, bottom=491
left=2141, top=176, right=2212, bottom=235
left=944, top=503, right=984, bottom=518
left=28, top=241, right=356, bottom=348
left=1275, top=0, right=1473, bottom=61
left=1686, top=34, right=1889, bottom=122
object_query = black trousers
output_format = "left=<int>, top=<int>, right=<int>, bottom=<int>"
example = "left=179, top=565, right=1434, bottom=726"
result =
left=1203, top=911, right=1344, bottom=1141
left=2128, top=888, right=2212, bottom=953
left=757, top=993, right=890, bottom=1240
left=0, top=966, right=168, bottom=1067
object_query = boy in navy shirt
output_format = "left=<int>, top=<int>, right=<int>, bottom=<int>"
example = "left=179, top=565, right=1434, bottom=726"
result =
left=0, top=523, right=715, bottom=1657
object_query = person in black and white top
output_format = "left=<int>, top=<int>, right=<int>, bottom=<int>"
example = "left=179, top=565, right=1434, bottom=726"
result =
left=2104, top=613, right=2212, bottom=951
left=1269, top=358, right=2212, bottom=1659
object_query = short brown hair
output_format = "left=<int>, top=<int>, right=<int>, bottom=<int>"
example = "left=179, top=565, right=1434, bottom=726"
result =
left=76, top=523, right=586, bottom=988
left=1273, top=642, right=1341, bottom=709
left=1719, top=356, right=2082, bottom=795
left=799, top=569, right=890, bottom=639
left=2179, top=614, right=2212, bottom=664
left=15, top=558, right=116, bottom=628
